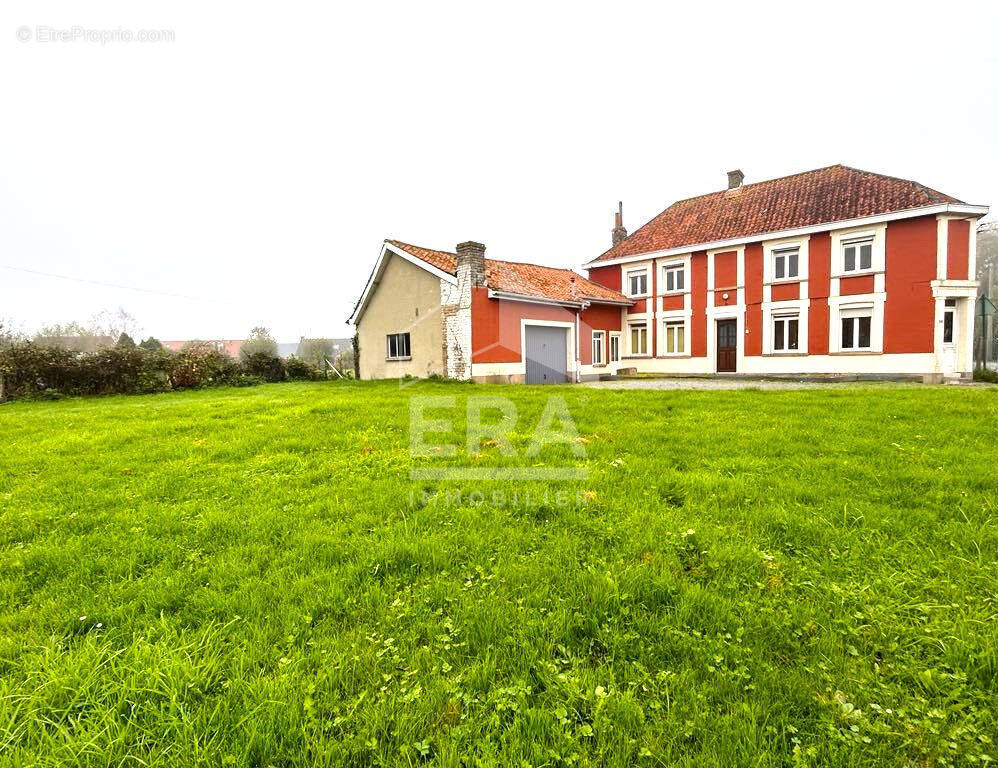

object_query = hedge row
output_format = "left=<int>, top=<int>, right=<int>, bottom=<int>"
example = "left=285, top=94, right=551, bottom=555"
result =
left=0, top=342, right=323, bottom=401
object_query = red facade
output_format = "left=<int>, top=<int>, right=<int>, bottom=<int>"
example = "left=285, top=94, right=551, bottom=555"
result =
left=471, top=287, right=621, bottom=365
left=580, top=213, right=974, bottom=362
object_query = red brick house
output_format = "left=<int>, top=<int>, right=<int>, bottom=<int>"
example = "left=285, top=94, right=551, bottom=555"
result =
left=351, top=165, right=987, bottom=383
left=586, top=165, right=987, bottom=380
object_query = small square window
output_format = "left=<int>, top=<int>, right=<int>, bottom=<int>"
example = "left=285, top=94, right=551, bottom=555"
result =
left=386, top=332, right=411, bottom=360
left=773, top=247, right=799, bottom=281
left=843, top=238, right=873, bottom=273
left=663, top=264, right=685, bottom=293
left=627, top=270, right=648, bottom=296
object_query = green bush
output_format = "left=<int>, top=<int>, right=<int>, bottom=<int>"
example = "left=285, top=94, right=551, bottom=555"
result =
left=972, top=367, right=998, bottom=383
left=284, top=356, right=321, bottom=381
left=0, top=341, right=333, bottom=401
left=76, top=347, right=148, bottom=395
left=240, top=351, right=286, bottom=383
left=0, top=342, right=79, bottom=398
left=168, top=343, right=240, bottom=390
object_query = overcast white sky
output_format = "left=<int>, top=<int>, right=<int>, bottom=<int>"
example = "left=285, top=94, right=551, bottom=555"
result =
left=1, top=1, right=996, bottom=342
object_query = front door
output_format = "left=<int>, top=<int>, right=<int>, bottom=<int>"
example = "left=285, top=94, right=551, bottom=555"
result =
left=941, top=298, right=958, bottom=375
left=716, top=319, right=737, bottom=373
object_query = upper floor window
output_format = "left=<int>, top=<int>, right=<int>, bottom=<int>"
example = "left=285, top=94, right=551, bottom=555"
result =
left=773, top=247, right=799, bottom=281
left=626, top=269, right=648, bottom=296
left=592, top=331, right=605, bottom=366
left=772, top=314, right=799, bottom=352
left=386, top=332, right=411, bottom=360
left=842, top=237, right=873, bottom=273
left=662, top=263, right=685, bottom=292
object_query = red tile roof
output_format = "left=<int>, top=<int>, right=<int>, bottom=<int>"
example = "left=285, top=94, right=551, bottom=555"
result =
left=386, top=239, right=629, bottom=305
left=594, top=165, right=965, bottom=262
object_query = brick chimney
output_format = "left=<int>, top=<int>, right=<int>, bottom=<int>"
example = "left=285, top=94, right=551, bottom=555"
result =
left=446, top=241, right=486, bottom=380
left=612, top=201, right=627, bottom=246
left=727, top=169, right=744, bottom=189
left=456, top=241, right=486, bottom=287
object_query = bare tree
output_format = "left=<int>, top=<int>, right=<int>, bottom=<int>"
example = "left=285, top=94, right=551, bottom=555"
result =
left=240, top=327, right=278, bottom=358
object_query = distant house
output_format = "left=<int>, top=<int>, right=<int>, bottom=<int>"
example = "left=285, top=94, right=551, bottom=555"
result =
left=35, top=335, right=115, bottom=353
left=161, top=340, right=244, bottom=357
left=294, top=338, right=354, bottom=367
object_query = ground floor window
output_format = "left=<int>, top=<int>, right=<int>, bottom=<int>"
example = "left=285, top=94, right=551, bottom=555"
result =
left=840, top=313, right=872, bottom=351
left=609, top=332, right=620, bottom=363
left=592, top=331, right=605, bottom=365
left=664, top=320, right=685, bottom=355
left=772, top=314, right=799, bottom=352
left=386, top=332, right=411, bottom=360
left=629, top=323, right=648, bottom=355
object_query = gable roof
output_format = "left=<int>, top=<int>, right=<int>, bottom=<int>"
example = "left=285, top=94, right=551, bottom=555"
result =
left=384, top=239, right=630, bottom=305
left=592, top=165, right=979, bottom=264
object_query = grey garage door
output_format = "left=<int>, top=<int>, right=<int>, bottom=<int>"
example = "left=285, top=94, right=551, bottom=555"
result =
left=525, top=325, right=568, bottom=384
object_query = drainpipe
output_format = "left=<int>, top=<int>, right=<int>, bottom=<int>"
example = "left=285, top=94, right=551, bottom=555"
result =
left=575, top=309, right=582, bottom=383
left=575, top=300, right=590, bottom=383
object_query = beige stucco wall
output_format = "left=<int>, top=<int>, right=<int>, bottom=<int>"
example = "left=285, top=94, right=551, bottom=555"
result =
left=357, top=253, right=446, bottom=380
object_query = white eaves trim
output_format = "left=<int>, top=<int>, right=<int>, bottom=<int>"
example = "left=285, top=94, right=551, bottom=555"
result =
left=349, top=241, right=457, bottom=324
left=582, top=203, right=991, bottom=269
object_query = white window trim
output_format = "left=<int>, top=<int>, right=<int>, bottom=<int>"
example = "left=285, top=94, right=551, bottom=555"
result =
left=772, top=247, right=800, bottom=282
left=830, top=225, right=886, bottom=279
left=659, top=258, right=688, bottom=295
left=762, top=236, right=809, bottom=285
left=592, top=330, right=605, bottom=366
left=771, top=313, right=801, bottom=354
left=627, top=321, right=650, bottom=357
left=828, top=295, right=884, bottom=353
left=661, top=318, right=687, bottom=356
left=761, top=300, right=809, bottom=355
left=623, top=263, right=652, bottom=298
left=609, top=331, right=621, bottom=363
left=386, top=331, right=411, bottom=361
left=839, top=309, right=874, bottom=352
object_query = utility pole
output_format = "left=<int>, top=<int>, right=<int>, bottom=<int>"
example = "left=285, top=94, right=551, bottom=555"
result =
left=988, top=264, right=995, bottom=367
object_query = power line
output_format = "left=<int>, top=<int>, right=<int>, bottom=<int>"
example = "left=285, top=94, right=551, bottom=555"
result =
left=0, top=263, right=232, bottom=305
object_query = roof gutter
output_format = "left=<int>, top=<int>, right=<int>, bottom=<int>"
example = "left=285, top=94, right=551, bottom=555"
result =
left=487, top=289, right=632, bottom=308
left=487, top=289, right=584, bottom=308
left=583, top=202, right=991, bottom=269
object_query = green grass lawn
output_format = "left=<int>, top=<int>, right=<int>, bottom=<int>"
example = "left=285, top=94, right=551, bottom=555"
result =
left=1, top=381, right=996, bottom=767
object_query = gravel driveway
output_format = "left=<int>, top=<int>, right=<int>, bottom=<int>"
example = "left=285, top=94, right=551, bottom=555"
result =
left=581, top=377, right=920, bottom=390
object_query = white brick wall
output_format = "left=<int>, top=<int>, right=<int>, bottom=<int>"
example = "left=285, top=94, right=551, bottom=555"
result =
left=440, top=278, right=471, bottom=379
